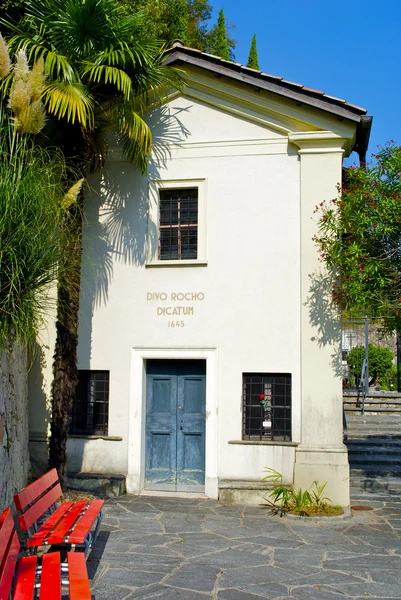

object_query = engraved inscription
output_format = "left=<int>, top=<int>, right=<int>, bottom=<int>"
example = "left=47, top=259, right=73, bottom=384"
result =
left=147, top=292, right=205, bottom=326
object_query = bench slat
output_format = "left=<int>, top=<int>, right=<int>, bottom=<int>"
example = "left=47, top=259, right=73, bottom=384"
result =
left=67, top=553, right=91, bottom=600
left=0, top=530, right=19, bottom=600
left=0, top=510, right=20, bottom=600
left=46, top=501, right=89, bottom=545
left=0, top=508, right=15, bottom=571
left=19, top=484, right=63, bottom=531
left=27, top=502, right=73, bottom=548
left=12, top=555, right=37, bottom=600
left=14, top=469, right=59, bottom=511
left=67, top=500, right=104, bottom=544
left=39, top=552, right=61, bottom=600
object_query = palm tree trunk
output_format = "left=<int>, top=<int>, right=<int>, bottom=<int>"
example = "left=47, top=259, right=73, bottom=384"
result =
left=49, top=199, right=83, bottom=480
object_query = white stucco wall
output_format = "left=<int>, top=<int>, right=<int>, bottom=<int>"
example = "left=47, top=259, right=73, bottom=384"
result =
left=74, top=94, right=302, bottom=490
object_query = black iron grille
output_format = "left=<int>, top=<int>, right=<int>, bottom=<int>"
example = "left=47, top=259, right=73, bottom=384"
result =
left=159, top=188, right=198, bottom=260
left=243, top=373, right=292, bottom=441
left=70, top=371, right=109, bottom=436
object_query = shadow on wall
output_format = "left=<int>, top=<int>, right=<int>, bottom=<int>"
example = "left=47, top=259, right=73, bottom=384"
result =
left=27, top=102, right=191, bottom=475
left=306, top=269, right=343, bottom=379
left=28, top=341, right=52, bottom=477
left=78, top=103, right=190, bottom=366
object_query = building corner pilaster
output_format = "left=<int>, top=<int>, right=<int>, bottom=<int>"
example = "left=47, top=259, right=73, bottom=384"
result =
left=289, top=131, right=350, bottom=506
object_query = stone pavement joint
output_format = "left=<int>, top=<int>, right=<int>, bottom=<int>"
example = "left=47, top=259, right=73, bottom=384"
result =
left=87, top=495, right=401, bottom=599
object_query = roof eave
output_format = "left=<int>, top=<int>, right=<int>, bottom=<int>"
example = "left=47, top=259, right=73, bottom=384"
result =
left=164, top=45, right=372, bottom=161
left=164, top=48, right=367, bottom=121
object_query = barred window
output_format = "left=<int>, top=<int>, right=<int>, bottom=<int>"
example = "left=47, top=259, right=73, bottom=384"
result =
left=243, top=373, right=291, bottom=441
left=70, top=371, right=109, bottom=436
left=159, top=188, right=198, bottom=260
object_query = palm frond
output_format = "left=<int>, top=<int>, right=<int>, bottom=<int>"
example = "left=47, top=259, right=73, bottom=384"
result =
left=42, top=81, right=93, bottom=127
left=116, top=107, right=152, bottom=173
left=134, top=65, right=185, bottom=114
left=91, top=47, right=128, bottom=67
left=6, top=30, right=77, bottom=83
left=117, top=39, right=161, bottom=69
left=80, top=62, right=132, bottom=99
left=42, top=50, right=76, bottom=83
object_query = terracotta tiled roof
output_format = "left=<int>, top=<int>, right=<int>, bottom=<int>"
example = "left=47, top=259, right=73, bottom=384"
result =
left=165, top=42, right=368, bottom=117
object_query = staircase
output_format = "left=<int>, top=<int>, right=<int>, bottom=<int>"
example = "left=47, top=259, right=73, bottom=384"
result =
left=345, top=396, right=401, bottom=499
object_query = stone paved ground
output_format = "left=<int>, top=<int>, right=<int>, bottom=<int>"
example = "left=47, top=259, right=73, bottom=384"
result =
left=88, top=495, right=401, bottom=599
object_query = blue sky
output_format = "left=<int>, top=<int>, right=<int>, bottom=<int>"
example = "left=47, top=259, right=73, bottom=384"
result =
left=209, top=0, right=401, bottom=164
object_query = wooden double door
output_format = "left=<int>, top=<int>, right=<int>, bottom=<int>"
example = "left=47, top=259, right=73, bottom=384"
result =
left=145, top=360, right=206, bottom=491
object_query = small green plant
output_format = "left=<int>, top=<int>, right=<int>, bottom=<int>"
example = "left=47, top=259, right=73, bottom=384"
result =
left=262, top=469, right=340, bottom=517
left=310, top=480, right=330, bottom=507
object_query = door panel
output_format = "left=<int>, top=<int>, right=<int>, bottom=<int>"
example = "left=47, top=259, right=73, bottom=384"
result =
left=145, top=360, right=206, bottom=491
left=177, top=373, right=206, bottom=488
left=149, top=433, right=171, bottom=469
left=145, top=373, right=177, bottom=487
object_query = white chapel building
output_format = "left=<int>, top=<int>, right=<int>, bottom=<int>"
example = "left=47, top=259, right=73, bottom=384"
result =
left=29, top=43, right=372, bottom=506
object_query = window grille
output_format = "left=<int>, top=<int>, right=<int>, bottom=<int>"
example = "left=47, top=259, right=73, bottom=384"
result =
left=70, top=371, right=109, bottom=436
left=159, top=188, right=198, bottom=260
left=243, top=373, right=291, bottom=441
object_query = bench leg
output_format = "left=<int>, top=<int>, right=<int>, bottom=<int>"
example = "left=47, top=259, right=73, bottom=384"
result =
left=92, top=510, right=103, bottom=546
left=84, top=532, right=92, bottom=558
left=83, top=510, right=102, bottom=558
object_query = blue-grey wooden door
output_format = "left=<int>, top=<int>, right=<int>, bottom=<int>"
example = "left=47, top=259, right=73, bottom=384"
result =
left=145, top=360, right=206, bottom=491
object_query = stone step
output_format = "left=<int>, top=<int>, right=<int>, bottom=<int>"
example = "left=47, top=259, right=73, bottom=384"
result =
left=345, top=426, right=401, bottom=434
left=66, top=472, right=126, bottom=498
left=350, top=464, right=401, bottom=476
left=350, top=478, right=401, bottom=493
left=344, top=397, right=401, bottom=404
left=347, top=439, right=401, bottom=447
left=346, top=433, right=401, bottom=441
left=348, top=448, right=401, bottom=465
left=351, top=491, right=401, bottom=503
left=344, top=403, right=401, bottom=409
left=346, top=413, right=401, bottom=420
left=347, top=435, right=401, bottom=441
left=345, top=408, right=401, bottom=414
left=347, top=440, right=401, bottom=456
left=218, top=480, right=272, bottom=506
left=350, top=485, right=401, bottom=496
left=349, top=455, right=401, bottom=466
left=347, top=423, right=401, bottom=428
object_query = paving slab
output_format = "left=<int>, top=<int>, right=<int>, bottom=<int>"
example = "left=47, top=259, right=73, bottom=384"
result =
left=87, top=494, right=401, bottom=599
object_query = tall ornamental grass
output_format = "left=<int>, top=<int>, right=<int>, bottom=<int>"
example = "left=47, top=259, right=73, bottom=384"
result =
left=0, top=115, right=68, bottom=347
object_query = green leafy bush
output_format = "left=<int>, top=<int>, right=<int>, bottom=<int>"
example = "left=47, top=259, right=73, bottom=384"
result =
left=346, top=343, right=394, bottom=387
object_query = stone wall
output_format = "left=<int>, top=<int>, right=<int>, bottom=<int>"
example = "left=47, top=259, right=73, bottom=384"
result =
left=0, top=343, right=30, bottom=511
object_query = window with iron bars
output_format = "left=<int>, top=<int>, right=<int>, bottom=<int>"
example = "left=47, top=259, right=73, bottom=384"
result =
left=158, top=188, right=198, bottom=260
left=243, top=373, right=291, bottom=441
left=70, top=371, right=109, bottom=436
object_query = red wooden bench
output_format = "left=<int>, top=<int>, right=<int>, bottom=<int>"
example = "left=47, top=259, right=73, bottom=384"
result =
left=13, top=470, right=104, bottom=557
left=0, top=508, right=91, bottom=600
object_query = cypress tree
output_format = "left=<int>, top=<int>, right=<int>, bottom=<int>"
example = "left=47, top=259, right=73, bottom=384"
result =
left=212, top=8, right=229, bottom=60
left=167, top=0, right=189, bottom=45
left=247, top=34, right=260, bottom=70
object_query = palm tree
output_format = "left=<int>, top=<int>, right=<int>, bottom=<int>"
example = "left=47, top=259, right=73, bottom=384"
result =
left=4, top=0, right=182, bottom=478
